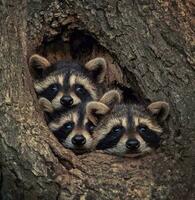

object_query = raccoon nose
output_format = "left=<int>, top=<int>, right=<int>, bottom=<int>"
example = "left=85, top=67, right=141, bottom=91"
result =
left=126, top=139, right=140, bottom=150
left=72, top=135, right=86, bottom=146
left=60, top=95, right=73, bottom=106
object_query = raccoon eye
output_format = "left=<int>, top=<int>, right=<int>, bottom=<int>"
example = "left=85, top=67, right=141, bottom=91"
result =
left=111, top=126, right=124, bottom=134
left=137, top=124, right=148, bottom=134
left=75, top=84, right=85, bottom=94
left=64, top=121, right=74, bottom=133
left=85, top=121, right=95, bottom=134
left=137, top=124, right=160, bottom=148
left=49, top=84, right=59, bottom=93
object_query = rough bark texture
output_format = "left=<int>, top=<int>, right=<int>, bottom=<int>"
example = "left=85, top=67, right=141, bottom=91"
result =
left=0, top=0, right=195, bottom=200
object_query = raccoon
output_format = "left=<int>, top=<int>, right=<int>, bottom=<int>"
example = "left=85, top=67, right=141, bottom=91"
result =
left=48, top=102, right=96, bottom=154
left=29, top=54, right=107, bottom=122
left=87, top=90, right=170, bottom=157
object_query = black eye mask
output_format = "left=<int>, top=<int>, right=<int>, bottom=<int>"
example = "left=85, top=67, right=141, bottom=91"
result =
left=39, top=83, right=60, bottom=101
left=96, top=126, right=124, bottom=150
left=53, top=121, right=74, bottom=143
left=137, top=124, right=160, bottom=148
left=85, top=121, right=96, bottom=134
left=74, top=84, right=93, bottom=101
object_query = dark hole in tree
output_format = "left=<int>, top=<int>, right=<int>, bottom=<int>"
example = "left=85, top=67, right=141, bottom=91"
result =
left=34, top=29, right=147, bottom=108
left=69, top=30, right=96, bottom=60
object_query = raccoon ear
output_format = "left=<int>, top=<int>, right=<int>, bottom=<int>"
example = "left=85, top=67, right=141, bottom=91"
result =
left=147, top=101, right=170, bottom=121
left=86, top=102, right=110, bottom=125
left=100, top=90, right=122, bottom=109
left=39, top=98, right=54, bottom=113
left=85, top=57, right=107, bottom=83
left=29, top=54, right=51, bottom=78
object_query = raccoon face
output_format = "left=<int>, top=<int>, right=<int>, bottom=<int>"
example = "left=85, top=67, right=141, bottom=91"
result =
left=48, top=104, right=96, bottom=154
left=29, top=54, right=107, bottom=113
left=87, top=92, right=169, bottom=157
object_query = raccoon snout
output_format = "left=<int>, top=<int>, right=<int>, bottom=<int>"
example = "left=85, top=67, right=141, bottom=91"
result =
left=60, top=95, right=73, bottom=106
left=126, top=139, right=140, bottom=150
left=72, top=135, right=86, bottom=146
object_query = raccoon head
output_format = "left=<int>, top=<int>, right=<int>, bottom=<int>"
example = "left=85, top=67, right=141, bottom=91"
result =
left=87, top=95, right=169, bottom=157
left=48, top=104, right=96, bottom=154
left=29, top=54, right=107, bottom=113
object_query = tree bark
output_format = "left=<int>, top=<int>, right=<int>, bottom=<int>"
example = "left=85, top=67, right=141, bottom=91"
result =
left=0, top=0, right=194, bottom=199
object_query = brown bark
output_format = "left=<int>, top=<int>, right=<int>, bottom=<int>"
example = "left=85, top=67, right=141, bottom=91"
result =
left=0, top=0, right=194, bottom=199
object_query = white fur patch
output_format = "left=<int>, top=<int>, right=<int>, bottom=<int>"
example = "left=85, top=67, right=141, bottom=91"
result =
left=51, top=92, right=64, bottom=110
left=58, top=75, right=64, bottom=86
left=70, top=92, right=81, bottom=106
left=69, top=74, right=76, bottom=87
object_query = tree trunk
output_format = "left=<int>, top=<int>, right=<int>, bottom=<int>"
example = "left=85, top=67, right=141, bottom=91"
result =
left=0, top=0, right=194, bottom=199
